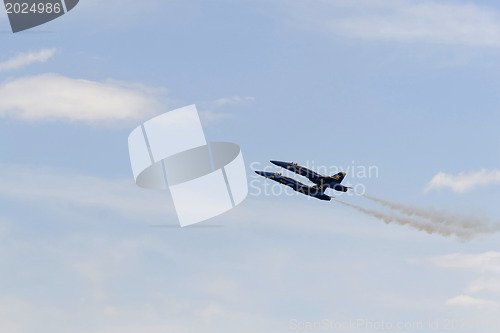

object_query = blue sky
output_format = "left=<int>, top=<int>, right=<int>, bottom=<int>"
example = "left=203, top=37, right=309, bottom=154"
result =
left=1, top=1, right=500, bottom=332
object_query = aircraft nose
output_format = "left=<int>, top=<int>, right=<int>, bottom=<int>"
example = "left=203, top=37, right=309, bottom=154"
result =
left=270, top=160, right=285, bottom=167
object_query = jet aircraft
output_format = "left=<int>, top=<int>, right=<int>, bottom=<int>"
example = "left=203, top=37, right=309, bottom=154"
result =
left=255, top=160, right=351, bottom=201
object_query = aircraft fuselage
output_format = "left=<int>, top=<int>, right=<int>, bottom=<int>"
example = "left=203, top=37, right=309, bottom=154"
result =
left=254, top=160, right=351, bottom=201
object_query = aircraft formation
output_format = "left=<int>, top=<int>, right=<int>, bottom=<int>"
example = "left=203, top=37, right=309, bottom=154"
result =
left=255, top=160, right=351, bottom=201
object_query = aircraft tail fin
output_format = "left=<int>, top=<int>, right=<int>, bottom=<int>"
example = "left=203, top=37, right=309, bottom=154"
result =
left=331, top=171, right=346, bottom=183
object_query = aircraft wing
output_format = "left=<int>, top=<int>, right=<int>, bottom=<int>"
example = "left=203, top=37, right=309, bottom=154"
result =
left=270, top=160, right=323, bottom=183
left=255, top=170, right=333, bottom=201
left=254, top=171, right=307, bottom=190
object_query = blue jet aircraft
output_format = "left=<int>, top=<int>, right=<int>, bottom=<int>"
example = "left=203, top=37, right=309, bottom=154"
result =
left=255, top=160, right=351, bottom=201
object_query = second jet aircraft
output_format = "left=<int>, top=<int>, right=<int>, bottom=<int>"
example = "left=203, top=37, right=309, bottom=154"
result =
left=255, top=160, right=351, bottom=201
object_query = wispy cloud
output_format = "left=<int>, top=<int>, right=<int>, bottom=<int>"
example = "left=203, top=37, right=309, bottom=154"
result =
left=425, top=252, right=500, bottom=311
left=426, top=169, right=500, bottom=193
left=2, top=164, right=491, bottom=331
left=0, top=74, right=165, bottom=124
left=446, top=295, right=500, bottom=310
left=199, top=96, right=254, bottom=123
left=204, top=96, right=255, bottom=109
left=0, top=48, right=56, bottom=72
left=465, top=277, right=500, bottom=294
left=0, top=164, right=173, bottom=219
left=427, top=252, right=500, bottom=273
left=285, top=0, right=500, bottom=47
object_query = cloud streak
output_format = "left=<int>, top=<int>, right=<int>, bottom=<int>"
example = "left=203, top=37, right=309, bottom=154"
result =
left=199, top=96, right=255, bottom=123
left=0, top=164, right=173, bottom=219
left=205, top=96, right=255, bottom=109
left=330, top=2, right=500, bottom=46
left=0, top=48, right=56, bottom=72
left=465, top=277, right=500, bottom=294
left=285, top=0, right=500, bottom=47
left=446, top=294, right=500, bottom=310
left=427, top=252, right=500, bottom=274
left=425, top=252, right=500, bottom=311
left=0, top=74, right=164, bottom=125
left=426, top=169, right=500, bottom=193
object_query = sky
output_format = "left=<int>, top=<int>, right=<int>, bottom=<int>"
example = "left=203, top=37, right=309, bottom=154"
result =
left=1, top=0, right=500, bottom=332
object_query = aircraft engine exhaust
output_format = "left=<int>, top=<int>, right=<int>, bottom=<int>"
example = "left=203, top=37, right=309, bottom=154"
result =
left=338, top=193, right=500, bottom=241
left=361, top=194, right=495, bottom=234
left=336, top=200, right=475, bottom=241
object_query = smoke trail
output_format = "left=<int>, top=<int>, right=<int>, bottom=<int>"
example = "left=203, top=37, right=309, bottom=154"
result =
left=337, top=200, right=477, bottom=241
left=362, top=194, right=496, bottom=234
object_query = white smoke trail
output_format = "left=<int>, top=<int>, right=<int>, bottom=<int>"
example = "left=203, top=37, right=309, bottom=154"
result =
left=362, top=194, right=496, bottom=234
left=337, top=200, right=481, bottom=241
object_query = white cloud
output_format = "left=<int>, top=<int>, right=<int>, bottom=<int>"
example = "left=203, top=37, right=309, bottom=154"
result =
left=285, top=0, right=500, bottom=46
left=0, top=296, right=66, bottom=333
left=195, top=276, right=241, bottom=302
left=199, top=96, right=255, bottom=123
left=446, top=294, right=500, bottom=310
left=198, top=303, right=224, bottom=322
left=0, top=74, right=164, bottom=124
left=0, top=226, right=285, bottom=333
left=0, top=48, right=56, bottom=72
left=425, top=252, right=500, bottom=311
left=0, top=163, right=400, bottom=236
left=0, top=164, right=173, bottom=219
left=72, top=236, right=164, bottom=302
left=205, top=96, right=255, bottom=109
left=427, top=252, right=500, bottom=274
left=426, top=169, right=500, bottom=193
left=465, top=277, right=500, bottom=294
left=2, top=170, right=492, bottom=333
left=93, top=324, right=191, bottom=333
